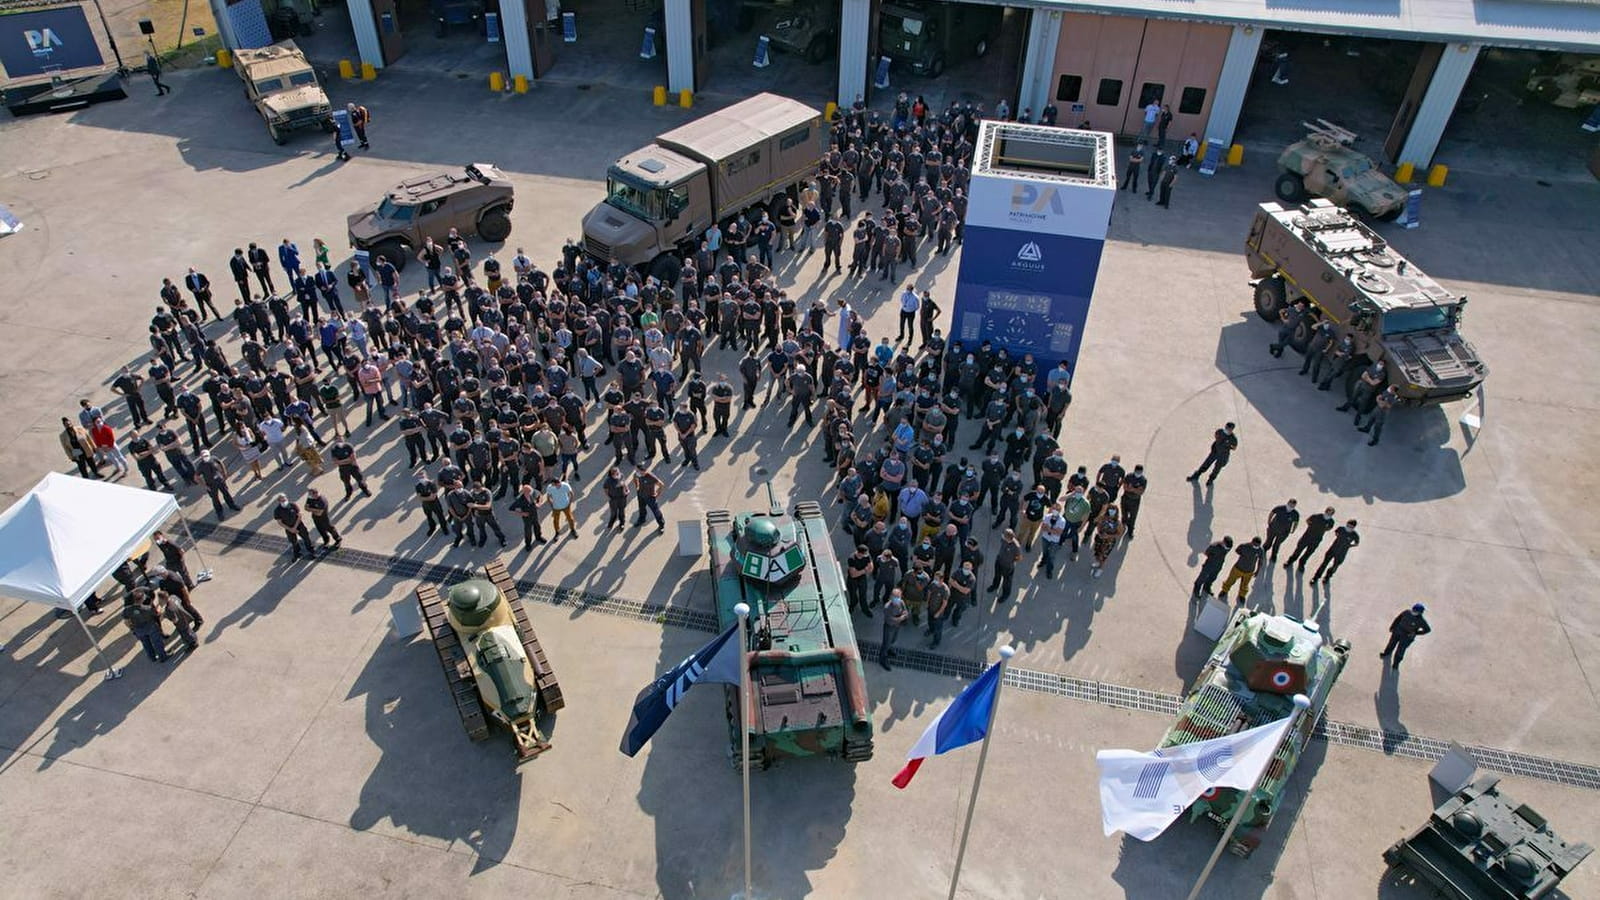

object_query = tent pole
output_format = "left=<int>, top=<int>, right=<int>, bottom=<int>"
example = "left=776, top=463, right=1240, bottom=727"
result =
left=177, top=512, right=214, bottom=583
left=72, top=608, right=123, bottom=681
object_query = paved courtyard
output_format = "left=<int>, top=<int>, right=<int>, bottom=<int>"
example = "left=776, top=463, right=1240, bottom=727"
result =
left=0, top=66, right=1597, bottom=899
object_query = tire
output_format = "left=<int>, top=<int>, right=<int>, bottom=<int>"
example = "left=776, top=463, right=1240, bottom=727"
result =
left=928, top=54, right=945, bottom=78
left=804, top=35, right=829, bottom=64
left=974, top=39, right=988, bottom=58
left=320, top=118, right=336, bottom=133
left=1254, top=277, right=1286, bottom=322
left=375, top=240, right=409, bottom=272
left=1274, top=171, right=1306, bottom=203
left=477, top=207, right=512, bottom=242
left=1289, top=318, right=1312, bottom=354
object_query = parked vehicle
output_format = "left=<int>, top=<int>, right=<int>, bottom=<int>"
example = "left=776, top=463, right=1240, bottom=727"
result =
left=1274, top=120, right=1405, bottom=221
left=346, top=163, right=516, bottom=270
left=232, top=40, right=332, bottom=145
left=877, top=0, right=1001, bottom=78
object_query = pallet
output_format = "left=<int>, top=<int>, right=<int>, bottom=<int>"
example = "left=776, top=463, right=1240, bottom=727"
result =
left=483, top=559, right=564, bottom=713
left=415, top=583, right=490, bottom=741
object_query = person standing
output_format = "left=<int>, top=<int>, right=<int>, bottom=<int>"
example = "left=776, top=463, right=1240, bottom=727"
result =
left=247, top=242, right=275, bottom=296
left=510, top=483, right=547, bottom=550
left=305, top=487, right=341, bottom=550
left=924, top=574, right=951, bottom=648
left=1120, top=465, right=1147, bottom=539
left=602, top=467, right=630, bottom=529
left=1089, top=506, right=1124, bottom=578
left=332, top=125, right=350, bottom=162
left=1192, top=535, right=1234, bottom=600
left=879, top=588, right=909, bottom=671
left=845, top=544, right=874, bottom=616
left=414, top=468, right=450, bottom=537
left=1358, top=385, right=1399, bottom=446
left=469, top=480, right=507, bottom=549
left=1137, top=99, right=1161, bottom=142
left=144, top=52, right=170, bottom=96
left=633, top=464, right=666, bottom=532
left=273, top=494, right=315, bottom=561
left=60, top=417, right=101, bottom=479
left=229, top=249, right=253, bottom=304
left=123, top=593, right=168, bottom=663
left=1311, top=519, right=1360, bottom=582
left=1380, top=603, right=1431, bottom=670
left=987, top=528, right=1023, bottom=603
left=127, top=431, right=173, bottom=491
left=152, top=531, right=196, bottom=589
left=896, top=284, right=919, bottom=344
left=445, top=482, right=475, bottom=548
left=347, top=102, right=371, bottom=149
left=1217, top=536, right=1264, bottom=604
left=112, top=366, right=152, bottom=427
left=543, top=477, right=579, bottom=539
left=328, top=438, right=372, bottom=499
left=89, top=416, right=129, bottom=478
left=195, top=450, right=240, bottom=519
left=1262, top=499, right=1300, bottom=561
left=1186, top=423, right=1238, bottom=485
left=1283, top=506, right=1335, bottom=571
left=1037, top=503, right=1068, bottom=579
left=1121, top=143, right=1145, bottom=193
left=1155, top=157, right=1178, bottom=208
left=710, top=373, right=735, bottom=436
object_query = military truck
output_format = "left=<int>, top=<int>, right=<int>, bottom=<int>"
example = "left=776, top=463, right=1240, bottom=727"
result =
left=1525, top=53, right=1600, bottom=109
left=878, top=0, right=1001, bottom=78
left=346, top=163, right=515, bottom=271
left=1384, top=776, right=1592, bottom=899
left=758, top=0, right=838, bottom=63
left=232, top=40, right=333, bottom=145
left=705, top=485, right=874, bottom=767
left=581, top=92, right=823, bottom=280
left=1246, top=199, right=1488, bottom=405
left=1159, top=610, right=1349, bottom=856
left=415, top=560, right=564, bottom=764
left=1275, top=120, right=1405, bottom=221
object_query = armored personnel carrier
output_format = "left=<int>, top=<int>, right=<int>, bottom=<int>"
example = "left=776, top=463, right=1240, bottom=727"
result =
left=415, top=559, right=563, bottom=764
left=232, top=41, right=332, bottom=145
left=1384, top=776, right=1592, bottom=899
left=706, top=485, right=873, bottom=767
left=1274, top=120, right=1404, bottom=220
left=1158, top=610, right=1349, bottom=856
left=1246, top=199, right=1488, bottom=405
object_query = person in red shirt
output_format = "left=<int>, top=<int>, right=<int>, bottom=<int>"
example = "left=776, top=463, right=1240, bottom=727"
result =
left=89, top=416, right=129, bottom=478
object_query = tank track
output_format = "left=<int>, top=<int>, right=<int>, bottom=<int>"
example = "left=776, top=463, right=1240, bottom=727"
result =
left=795, top=499, right=876, bottom=764
left=484, top=558, right=564, bottom=713
left=416, top=583, right=490, bottom=741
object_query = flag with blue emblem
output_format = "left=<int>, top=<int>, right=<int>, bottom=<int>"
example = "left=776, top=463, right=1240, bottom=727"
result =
left=619, top=623, right=744, bottom=757
left=1096, top=711, right=1297, bottom=840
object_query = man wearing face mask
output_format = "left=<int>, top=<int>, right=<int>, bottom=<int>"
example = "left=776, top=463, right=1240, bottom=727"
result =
left=1096, top=454, right=1126, bottom=502
left=1119, top=464, right=1148, bottom=540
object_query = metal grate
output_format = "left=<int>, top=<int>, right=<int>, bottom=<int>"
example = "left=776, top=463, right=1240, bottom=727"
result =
left=191, top=523, right=1600, bottom=791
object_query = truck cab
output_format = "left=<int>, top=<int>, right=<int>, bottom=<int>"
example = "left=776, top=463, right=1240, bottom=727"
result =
left=581, top=147, right=713, bottom=278
left=878, top=0, right=1001, bottom=78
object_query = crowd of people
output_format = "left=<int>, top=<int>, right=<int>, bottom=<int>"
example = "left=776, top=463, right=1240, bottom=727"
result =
left=57, top=99, right=1382, bottom=672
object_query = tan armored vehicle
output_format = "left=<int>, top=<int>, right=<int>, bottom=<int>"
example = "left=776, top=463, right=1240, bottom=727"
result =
left=1275, top=120, right=1404, bottom=221
left=1525, top=53, right=1600, bottom=109
left=581, top=92, right=823, bottom=280
left=1246, top=199, right=1487, bottom=405
left=232, top=40, right=333, bottom=145
left=346, top=163, right=515, bottom=271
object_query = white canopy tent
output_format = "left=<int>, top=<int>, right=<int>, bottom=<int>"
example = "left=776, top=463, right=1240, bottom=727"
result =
left=0, top=473, right=212, bottom=678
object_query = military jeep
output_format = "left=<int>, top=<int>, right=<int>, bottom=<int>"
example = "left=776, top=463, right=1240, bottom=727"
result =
left=1274, top=120, right=1404, bottom=221
left=233, top=40, right=333, bottom=145
left=346, top=163, right=515, bottom=271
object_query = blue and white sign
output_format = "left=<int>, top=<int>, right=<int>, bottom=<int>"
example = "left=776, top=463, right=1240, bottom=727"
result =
left=639, top=25, right=656, bottom=59
left=752, top=34, right=770, bottom=68
left=485, top=11, right=500, bottom=42
left=1399, top=188, right=1422, bottom=230
left=330, top=107, right=355, bottom=143
left=1198, top=138, right=1225, bottom=177
left=0, top=6, right=104, bottom=78
left=873, top=55, right=890, bottom=90
left=562, top=11, right=576, bottom=42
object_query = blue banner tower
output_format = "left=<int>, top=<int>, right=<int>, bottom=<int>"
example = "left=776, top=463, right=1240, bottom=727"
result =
left=951, top=122, right=1115, bottom=386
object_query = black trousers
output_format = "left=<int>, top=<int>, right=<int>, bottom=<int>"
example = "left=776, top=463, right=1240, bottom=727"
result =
left=1380, top=634, right=1415, bottom=661
left=125, top=394, right=151, bottom=426
left=1191, top=451, right=1228, bottom=482
left=1284, top=534, right=1322, bottom=567
left=1193, top=565, right=1223, bottom=597
left=519, top=514, right=545, bottom=548
left=283, top=522, right=314, bottom=557
left=1263, top=529, right=1292, bottom=558
left=420, top=499, right=449, bottom=533
left=311, top=515, right=340, bottom=545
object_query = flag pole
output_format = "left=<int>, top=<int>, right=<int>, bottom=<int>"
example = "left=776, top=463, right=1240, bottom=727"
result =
left=734, top=601, right=753, bottom=900
left=1184, top=694, right=1310, bottom=900
left=946, top=645, right=1014, bottom=900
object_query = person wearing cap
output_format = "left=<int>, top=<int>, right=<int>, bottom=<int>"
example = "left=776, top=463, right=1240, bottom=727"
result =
left=1381, top=604, right=1432, bottom=669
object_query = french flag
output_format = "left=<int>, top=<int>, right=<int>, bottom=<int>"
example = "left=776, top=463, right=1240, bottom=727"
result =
left=892, top=658, right=1005, bottom=789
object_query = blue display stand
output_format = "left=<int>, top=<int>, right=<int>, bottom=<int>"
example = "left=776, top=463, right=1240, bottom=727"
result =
left=562, top=11, right=576, bottom=42
left=753, top=35, right=770, bottom=68
left=873, top=55, right=890, bottom=89
left=1399, top=188, right=1422, bottom=230
left=1198, top=139, right=1225, bottom=177
left=485, top=11, right=500, bottom=42
left=640, top=26, right=656, bottom=59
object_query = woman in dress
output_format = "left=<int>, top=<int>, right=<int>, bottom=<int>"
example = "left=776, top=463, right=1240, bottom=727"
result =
left=231, top=420, right=264, bottom=480
left=1090, top=505, right=1124, bottom=578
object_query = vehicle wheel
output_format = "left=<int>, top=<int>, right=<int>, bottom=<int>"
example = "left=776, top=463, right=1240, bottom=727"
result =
left=928, top=54, right=945, bottom=78
left=477, top=207, right=512, bottom=242
left=649, top=252, right=683, bottom=286
left=1374, top=205, right=1402, bottom=222
left=974, top=38, right=988, bottom=58
left=1274, top=171, right=1306, bottom=203
left=375, top=240, right=408, bottom=272
left=320, top=117, right=336, bottom=133
left=804, top=35, right=830, bottom=64
left=1289, top=318, right=1312, bottom=354
left=1531, top=79, right=1560, bottom=104
left=1253, top=277, right=1286, bottom=322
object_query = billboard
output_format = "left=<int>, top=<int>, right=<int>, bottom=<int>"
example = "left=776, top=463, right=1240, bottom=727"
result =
left=0, top=6, right=105, bottom=79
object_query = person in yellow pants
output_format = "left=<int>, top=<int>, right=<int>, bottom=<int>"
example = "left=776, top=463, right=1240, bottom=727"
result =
left=1218, top=536, right=1265, bottom=604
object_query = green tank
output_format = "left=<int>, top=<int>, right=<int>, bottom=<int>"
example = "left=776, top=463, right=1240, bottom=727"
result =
left=1159, top=610, right=1350, bottom=856
left=706, top=485, right=874, bottom=767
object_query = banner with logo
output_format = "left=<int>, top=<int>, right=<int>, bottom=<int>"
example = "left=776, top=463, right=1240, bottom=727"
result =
left=951, top=171, right=1114, bottom=382
left=0, top=6, right=105, bottom=79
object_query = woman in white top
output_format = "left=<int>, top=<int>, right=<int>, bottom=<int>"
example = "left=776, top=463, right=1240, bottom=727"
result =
left=232, top=421, right=264, bottom=479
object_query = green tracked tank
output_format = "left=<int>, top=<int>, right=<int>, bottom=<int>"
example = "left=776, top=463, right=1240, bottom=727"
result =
left=706, top=485, right=874, bottom=767
left=1159, top=610, right=1350, bottom=856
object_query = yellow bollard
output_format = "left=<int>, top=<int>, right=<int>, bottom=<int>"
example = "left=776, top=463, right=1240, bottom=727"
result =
left=338, top=59, right=354, bottom=79
left=513, top=74, right=528, bottom=94
left=1227, top=143, right=1244, bottom=166
left=1196, top=142, right=1208, bottom=161
left=678, top=89, right=692, bottom=108
left=1426, top=164, right=1448, bottom=187
left=652, top=85, right=667, bottom=106
left=216, top=48, right=232, bottom=68
left=489, top=71, right=505, bottom=92
left=360, top=62, right=376, bottom=81
left=1395, top=162, right=1415, bottom=184
left=824, top=101, right=838, bottom=122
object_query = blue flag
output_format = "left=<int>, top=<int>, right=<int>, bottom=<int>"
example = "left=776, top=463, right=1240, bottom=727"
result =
left=619, top=623, right=743, bottom=757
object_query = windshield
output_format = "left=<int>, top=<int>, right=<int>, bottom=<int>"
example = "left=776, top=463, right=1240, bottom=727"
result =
left=899, top=15, right=923, bottom=34
left=376, top=197, right=416, bottom=221
left=606, top=174, right=659, bottom=219
left=1382, top=306, right=1453, bottom=335
left=253, top=79, right=281, bottom=93
left=288, top=70, right=317, bottom=86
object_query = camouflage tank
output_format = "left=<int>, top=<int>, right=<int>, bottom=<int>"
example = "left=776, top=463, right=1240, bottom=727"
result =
left=416, top=560, right=564, bottom=764
left=1275, top=120, right=1404, bottom=220
left=706, top=485, right=874, bottom=767
left=1158, top=610, right=1350, bottom=856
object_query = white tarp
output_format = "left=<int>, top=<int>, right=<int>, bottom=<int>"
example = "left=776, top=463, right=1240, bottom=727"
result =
left=0, top=472, right=179, bottom=612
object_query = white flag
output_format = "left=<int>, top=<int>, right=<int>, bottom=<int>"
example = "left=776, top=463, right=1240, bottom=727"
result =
left=1097, top=712, right=1296, bottom=841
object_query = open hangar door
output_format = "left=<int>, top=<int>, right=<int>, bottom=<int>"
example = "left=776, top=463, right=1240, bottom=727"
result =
left=532, top=0, right=667, bottom=90
left=871, top=1, right=1028, bottom=114
left=368, top=0, right=514, bottom=68
left=694, top=0, right=839, bottom=104
left=1438, top=48, right=1600, bottom=180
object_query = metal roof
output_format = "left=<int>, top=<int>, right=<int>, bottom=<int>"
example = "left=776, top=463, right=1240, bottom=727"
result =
left=1019, top=0, right=1600, bottom=52
left=656, top=93, right=821, bottom=165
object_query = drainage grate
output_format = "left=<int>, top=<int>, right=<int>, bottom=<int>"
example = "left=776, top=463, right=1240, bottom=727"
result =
left=191, top=522, right=1600, bottom=791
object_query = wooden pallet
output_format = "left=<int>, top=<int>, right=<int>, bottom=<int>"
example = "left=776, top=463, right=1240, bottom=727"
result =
left=484, top=559, right=564, bottom=713
left=415, top=583, right=490, bottom=741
